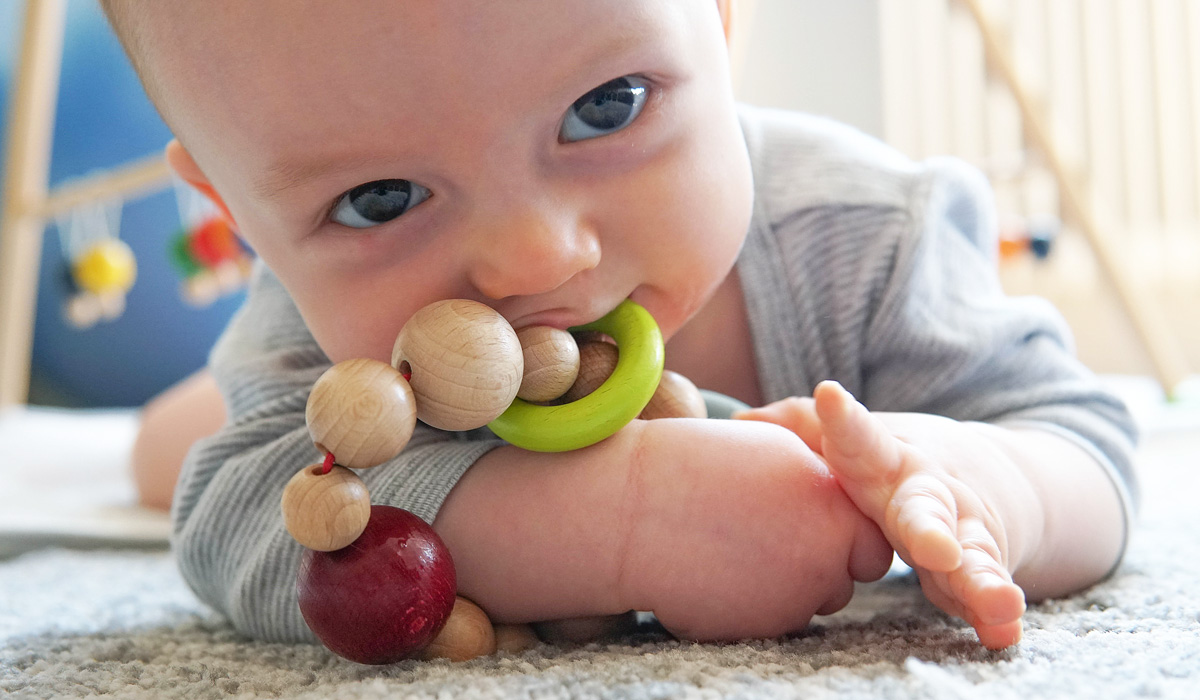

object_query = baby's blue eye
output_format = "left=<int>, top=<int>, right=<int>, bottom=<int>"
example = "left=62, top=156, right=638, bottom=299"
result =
left=559, top=76, right=649, bottom=143
left=331, top=179, right=431, bottom=229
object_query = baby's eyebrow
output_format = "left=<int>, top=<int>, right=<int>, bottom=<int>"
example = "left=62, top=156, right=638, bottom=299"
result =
left=253, top=153, right=394, bottom=201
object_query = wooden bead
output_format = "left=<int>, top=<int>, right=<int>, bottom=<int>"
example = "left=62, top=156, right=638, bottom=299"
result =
left=306, top=359, right=417, bottom=469
left=532, top=612, right=641, bottom=644
left=493, top=623, right=540, bottom=654
left=281, top=464, right=371, bottom=551
left=392, top=299, right=523, bottom=431
left=516, top=326, right=580, bottom=402
left=640, top=370, right=708, bottom=420
left=420, top=596, right=497, bottom=662
left=559, top=340, right=618, bottom=403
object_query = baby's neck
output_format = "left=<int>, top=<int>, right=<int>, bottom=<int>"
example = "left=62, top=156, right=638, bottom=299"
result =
left=664, top=268, right=763, bottom=408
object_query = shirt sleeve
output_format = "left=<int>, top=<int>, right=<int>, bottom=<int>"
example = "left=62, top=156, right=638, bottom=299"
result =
left=859, top=158, right=1139, bottom=559
left=171, top=263, right=504, bottom=643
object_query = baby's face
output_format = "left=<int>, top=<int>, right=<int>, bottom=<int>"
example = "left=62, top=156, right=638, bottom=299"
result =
left=155, top=0, right=752, bottom=363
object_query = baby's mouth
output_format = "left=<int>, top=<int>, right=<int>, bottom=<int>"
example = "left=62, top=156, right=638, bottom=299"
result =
left=512, top=300, right=631, bottom=333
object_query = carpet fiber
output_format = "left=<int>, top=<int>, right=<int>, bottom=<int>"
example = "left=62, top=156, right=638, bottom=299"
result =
left=2, top=423, right=1198, bottom=699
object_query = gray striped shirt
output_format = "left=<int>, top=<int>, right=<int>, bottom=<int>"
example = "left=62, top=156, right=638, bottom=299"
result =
left=173, top=104, right=1138, bottom=643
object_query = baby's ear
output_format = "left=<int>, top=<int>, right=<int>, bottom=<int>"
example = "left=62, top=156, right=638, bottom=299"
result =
left=165, top=139, right=236, bottom=226
left=716, top=0, right=735, bottom=46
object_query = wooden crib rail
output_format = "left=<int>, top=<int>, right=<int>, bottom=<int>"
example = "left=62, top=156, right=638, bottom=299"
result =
left=883, top=0, right=1193, bottom=396
left=955, top=0, right=1190, bottom=395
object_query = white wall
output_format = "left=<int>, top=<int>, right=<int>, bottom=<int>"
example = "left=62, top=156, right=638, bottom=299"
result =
left=732, top=0, right=884, bottom=139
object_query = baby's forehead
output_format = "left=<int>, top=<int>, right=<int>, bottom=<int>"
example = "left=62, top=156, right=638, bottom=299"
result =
left=124, top=0, right=726, bottom=195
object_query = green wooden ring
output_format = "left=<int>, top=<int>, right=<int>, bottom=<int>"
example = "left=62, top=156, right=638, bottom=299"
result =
left=487, top=300, right=664, bottom=452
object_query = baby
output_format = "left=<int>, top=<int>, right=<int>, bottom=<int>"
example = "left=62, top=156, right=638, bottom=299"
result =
left=106, top=0, right=1137, bottom=651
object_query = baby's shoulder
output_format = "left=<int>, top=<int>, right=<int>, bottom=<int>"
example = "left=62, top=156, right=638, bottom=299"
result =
left=210, top=261, right=321, bottom=365
left=738, top=104, right=990, bottom=231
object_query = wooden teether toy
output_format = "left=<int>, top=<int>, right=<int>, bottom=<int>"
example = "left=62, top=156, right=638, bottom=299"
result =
left=392, top=300, right=524, bottom=431
left=488, top=300, right=665, bottom=451
left=515, top=326, right=580, bottom=402
left=641, top=370, right=707, bottom=420
left=286, top=296, right=710, bottom=664
left=297, top=504, right=457, bottom=665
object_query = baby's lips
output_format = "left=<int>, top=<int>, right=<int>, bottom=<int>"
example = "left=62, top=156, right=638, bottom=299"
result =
left=510, top=299, right=632, bottom=332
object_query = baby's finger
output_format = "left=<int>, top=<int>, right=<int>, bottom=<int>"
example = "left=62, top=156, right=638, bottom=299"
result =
left=916, top=569, right=969, bottom=621
left=971, top=618, right=1024, bottom=651
left=812, top=380, right=904, bottom=513
left=733, top=397, right=823, bottom=453
left=890, top=474, right=962, bottom=572
left=948, top=519, right=1026, bottom=627
left=920, top=566, right=1023, bottom=650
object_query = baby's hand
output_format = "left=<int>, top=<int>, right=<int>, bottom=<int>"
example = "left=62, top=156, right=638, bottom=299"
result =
left=621, top=418, right=893, bottom=642
left=737, top=381, right=1029, bottom=650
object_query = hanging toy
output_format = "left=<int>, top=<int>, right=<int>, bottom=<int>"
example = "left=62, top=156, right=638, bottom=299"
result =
left=56, top=197, right=136, bottom=329
left=999, top=213, right=1059, bottom=262
left=286, top=298, right=706, bottom=664
left=169, top=178, right=253, bottom=307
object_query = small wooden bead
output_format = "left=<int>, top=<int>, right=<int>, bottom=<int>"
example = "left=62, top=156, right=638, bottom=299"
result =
left=306, top=359, right=417, bottom=469
left=640, top=370, right=708, bottom=420
left=420, top=596, right=497, bottom=662
left=516, top=326, right=580, bottom=402
left=392, top=299, right=524, bottom=431
left=493, top=623, right=540, bottom=654
left=570, top=330, right=611, bottom=346
left=559, top=340, right=619, bottom=403
left=532, top=612, right=641, bottom=644
left=281, top=464, right=371, bottom=551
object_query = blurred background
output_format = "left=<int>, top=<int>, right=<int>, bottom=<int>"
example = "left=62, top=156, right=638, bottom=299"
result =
left=1, top=0, right=1196, bottom=409
left=0, top=0, right=244, bottom=408
left=730, top=0, right=1199, bottom=392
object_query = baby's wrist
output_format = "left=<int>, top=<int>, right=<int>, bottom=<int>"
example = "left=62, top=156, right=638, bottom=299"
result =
left=960, top=422, right=1048, bottom=574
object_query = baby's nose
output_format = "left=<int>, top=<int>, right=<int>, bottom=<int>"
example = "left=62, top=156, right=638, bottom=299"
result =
left=465, top=204, right=600, bottom=300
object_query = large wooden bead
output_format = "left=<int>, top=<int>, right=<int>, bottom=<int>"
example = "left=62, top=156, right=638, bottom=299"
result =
left=640, top=370, right=708, bottom=420
left=306, top=359, right=417, bottom=469
left=559, top=340, right=619, bottom=403
left=281, top=464, right=371, bottom=551
left=420, top=596, right=497, bottom=662
left=392, top=299, right=523, bottom=431
left=516, top=326, right=580, bottom=402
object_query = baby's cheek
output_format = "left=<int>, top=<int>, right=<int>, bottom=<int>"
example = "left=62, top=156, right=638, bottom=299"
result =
left=307, top=304, right=410, bottom=367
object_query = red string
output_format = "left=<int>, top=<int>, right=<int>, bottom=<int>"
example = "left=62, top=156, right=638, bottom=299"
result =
left=321, top=452, right=336, bottom=474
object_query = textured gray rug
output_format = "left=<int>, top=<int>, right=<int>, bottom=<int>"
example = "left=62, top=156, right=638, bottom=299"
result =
left=2, top=424, right=1198, bottom=699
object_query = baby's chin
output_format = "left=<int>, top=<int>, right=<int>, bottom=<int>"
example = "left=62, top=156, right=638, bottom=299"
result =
left=310, top=325, right=397, bottom=368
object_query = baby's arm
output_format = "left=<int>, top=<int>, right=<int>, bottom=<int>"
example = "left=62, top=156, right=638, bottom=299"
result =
left=435, top=416, right=893, bottom=641
left=130, top=369, right=225, bottom=510
left=183, top=391, right=889, bottom=643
